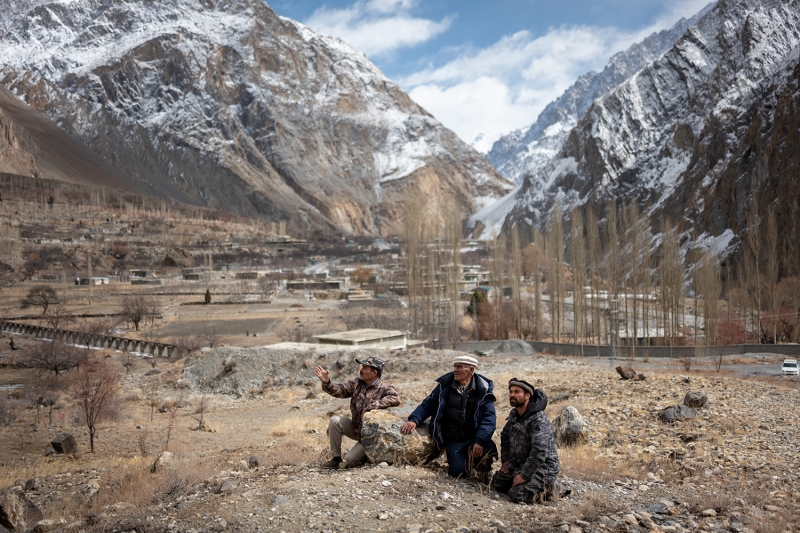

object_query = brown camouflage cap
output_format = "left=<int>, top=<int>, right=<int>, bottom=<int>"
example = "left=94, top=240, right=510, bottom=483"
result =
left=355, top=356, right=385, bottom=370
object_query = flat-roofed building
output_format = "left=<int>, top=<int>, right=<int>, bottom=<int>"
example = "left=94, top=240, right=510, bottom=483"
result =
left=314, top=329, right=408, bottom=350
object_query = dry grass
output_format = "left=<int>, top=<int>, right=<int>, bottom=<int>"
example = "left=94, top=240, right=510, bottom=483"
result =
left=87, top=447, right=219, bottom=527
left=558, top=445, right=618, bottom=484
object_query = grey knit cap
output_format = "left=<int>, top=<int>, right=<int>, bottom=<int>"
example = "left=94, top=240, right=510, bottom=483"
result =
left=508, top=378, right=535, bottom=397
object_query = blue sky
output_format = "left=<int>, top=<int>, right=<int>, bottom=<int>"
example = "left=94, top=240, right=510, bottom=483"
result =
left=269, top=0, right=711, bottom=151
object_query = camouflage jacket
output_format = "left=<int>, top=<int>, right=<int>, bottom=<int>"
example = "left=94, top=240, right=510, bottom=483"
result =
left=500, top=390, right=560, bottom=482
left=322, top=377, right=400, bottom=439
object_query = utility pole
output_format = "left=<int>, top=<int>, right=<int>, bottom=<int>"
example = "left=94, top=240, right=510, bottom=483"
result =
left=87, top=250, right=92, bottom=306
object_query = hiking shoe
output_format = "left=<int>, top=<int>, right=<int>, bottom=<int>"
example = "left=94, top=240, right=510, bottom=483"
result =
left=321, top=458, right=342, bottom=469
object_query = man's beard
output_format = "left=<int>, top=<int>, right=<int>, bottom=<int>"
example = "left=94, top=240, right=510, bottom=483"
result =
left=509, top=397, right=521, bottom=406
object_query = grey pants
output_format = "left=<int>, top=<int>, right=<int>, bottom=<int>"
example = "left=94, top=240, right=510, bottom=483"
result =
left=328, top=416, right=367, bottom=464
left=491, top=469, right=556, bottom=504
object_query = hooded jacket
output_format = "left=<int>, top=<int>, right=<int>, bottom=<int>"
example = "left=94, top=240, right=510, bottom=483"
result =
left=500, top=389, right=560, bottom=482
left=322, top=377, right=400, bottom=439
left=408, top=372, right=498, bottom=455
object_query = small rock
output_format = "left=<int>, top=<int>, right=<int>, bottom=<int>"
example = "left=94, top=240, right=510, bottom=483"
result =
left=684, top=391, right=708, bottom=408
left=378, top=462, right=389, bottom=468
left=33, top=518, right=67, bottom=532
left=377, top=512, right=389, bottom=520
left=83, top=480, right=100, bottom=499
left=23, top=479, right=38, bottom=492
left=658, top=405, right=696, bottom=423
left=270, top=495, right=288, bottom=506
left=701, top=509, right=717, bottom=517
left=145, top=369, right=162, bottom=376
left=246, top=455, right=263, bottom=469
left=50, top=434, right=77, bottom=454
left=435, top=503, right=446, bottom=510
left=616, top=366, right=636, bottom=380
left=216, top=518, right=227, bottom=531
left=43, top=445, right=55, bottom=457
left=764, top=504, right=780, bottom=512
left=151, top=451, right=176, bottom=473
left=381, top=480, right=392, bottom=487
left=219, top=480, right=239, bottom=494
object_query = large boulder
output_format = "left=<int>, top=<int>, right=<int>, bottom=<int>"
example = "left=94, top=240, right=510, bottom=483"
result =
left=553, top=406, right=590, bottom=446
left=658, top=405, right=696, bottom=423
left=360, top=405, right=437, bottom=465
left=0, top=489, right=43, bottom=532
left=50, top=434, right=77, bottom=455
left=684, top=391, right=708, bottom=409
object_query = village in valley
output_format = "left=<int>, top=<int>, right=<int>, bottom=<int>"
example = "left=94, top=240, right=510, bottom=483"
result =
left=0, top=175, right=798, bottom=533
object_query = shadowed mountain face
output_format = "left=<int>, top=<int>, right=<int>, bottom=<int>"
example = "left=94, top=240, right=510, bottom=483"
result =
left=499, top=0, right=800, bottom=270
left=0, top=0, right=511, bottom=237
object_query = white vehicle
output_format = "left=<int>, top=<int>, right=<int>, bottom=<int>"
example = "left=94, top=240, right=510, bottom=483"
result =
left=782, top=359, right=799, bottom=376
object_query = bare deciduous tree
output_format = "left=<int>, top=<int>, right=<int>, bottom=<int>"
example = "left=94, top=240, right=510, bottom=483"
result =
left=20, top=285, right=59, bottom=315
left=25, top=339, right=85, bottom=376
left=72, top=357, right=120, bottom=453
left=120, top=293, right=159, bottom=331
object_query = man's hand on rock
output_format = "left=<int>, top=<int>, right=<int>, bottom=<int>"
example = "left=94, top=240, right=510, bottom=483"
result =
left=512, top=474, right=527, bottom=486
left=401, top=421, right=416, bottom=435
left=314, top=365, right=330, bottom=384
left=471, top=444, right=484, bottom=458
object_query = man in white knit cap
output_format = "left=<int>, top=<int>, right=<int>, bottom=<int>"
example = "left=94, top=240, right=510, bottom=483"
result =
left=401, top=355, right=497, bottom=479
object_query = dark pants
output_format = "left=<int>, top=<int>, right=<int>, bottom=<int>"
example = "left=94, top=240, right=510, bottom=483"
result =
left=444, top=440, right=494, bottom=478
left=492, top=469, right=555, bottom=503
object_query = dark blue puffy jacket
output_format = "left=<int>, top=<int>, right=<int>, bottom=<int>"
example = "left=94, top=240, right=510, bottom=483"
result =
left=408, top=372, right=498, bottom=455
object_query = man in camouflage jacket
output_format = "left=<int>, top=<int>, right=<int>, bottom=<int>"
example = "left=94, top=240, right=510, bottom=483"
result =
left=315, top=356, right=400, bottom=468
left=492, top=378, right=560, bottom=503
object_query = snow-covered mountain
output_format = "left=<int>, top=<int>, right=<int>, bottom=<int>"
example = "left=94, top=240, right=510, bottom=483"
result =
left=486, top=6, right=713, bottom=187
left=472, top=0, right=800, bottom=274
left=0, top=0, right=511, bottom=236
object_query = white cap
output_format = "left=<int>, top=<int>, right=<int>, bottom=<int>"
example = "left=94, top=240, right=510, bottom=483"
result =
left=453, top=355, right=479, bottom=368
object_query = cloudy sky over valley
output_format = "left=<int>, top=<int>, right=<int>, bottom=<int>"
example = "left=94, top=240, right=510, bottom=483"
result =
left=270, top=0, right=712, bottom=151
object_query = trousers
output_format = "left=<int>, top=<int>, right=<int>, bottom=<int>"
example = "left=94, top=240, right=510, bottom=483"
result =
left=444, top=440, right=494, bottom=479
left=328, top=416, right=367, bottom=464
left=491, top=469, right=556, bottom=504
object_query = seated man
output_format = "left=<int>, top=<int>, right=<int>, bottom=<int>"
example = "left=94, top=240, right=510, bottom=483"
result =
left=492, top=378, right=560, bottom=503
left=401, top=355, right=497, bottom=479
left=315, top=356, right=400, bottom=469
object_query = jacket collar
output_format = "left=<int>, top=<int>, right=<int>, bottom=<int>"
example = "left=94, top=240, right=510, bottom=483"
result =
left=436, top=372, right=494, bottom=397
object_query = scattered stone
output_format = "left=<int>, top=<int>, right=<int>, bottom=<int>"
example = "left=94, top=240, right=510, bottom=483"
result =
left=550, top=391, right=574, bottom=403
left=658, top=405, right=696, bottom=423
left=270, top=495, right=288, bottom=506
left=553, top=406, right=590, bottom=446
left=145, top=369, right=162, bottom=376
left=377, top=512, right=389, bottom=520
left=151, top=451, right=176, bottom=473
left=701, top=509, right=717, bottom=517
left=50, top=434, right=77, bottom=455
left=246, top=455, right=263, bottom=469
left=219, top=480, right=239, bottom=495
left=361, top=406, right=437, bottom=465
left=678, top=433, right=699, bottom=442
left=684, top=391, right=708, bottom=408
left=43, top=445, right=55, bottom=457
left=82, top=480, right=100, bottom=499
left=32, top=518, right=67, bottom=532
left=23, top=479, right=37, bottom=492
left=616, top=366, right=636, bottom=380
left=0, top=489, right=43, bottom=532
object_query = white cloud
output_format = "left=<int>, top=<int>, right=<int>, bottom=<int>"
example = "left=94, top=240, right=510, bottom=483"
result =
left=304, top=0, right=452, bottom=57
left=404, top=26, right=637, bottom=148
left=402, top=1, right=715, bottom=150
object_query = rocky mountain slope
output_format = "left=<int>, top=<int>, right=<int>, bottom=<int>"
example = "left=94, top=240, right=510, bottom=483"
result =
left=494, top=0, right=800, bottom=272
left=0, top=0, right=510, bottom=237
left=486, top=6, right=712, bottom=186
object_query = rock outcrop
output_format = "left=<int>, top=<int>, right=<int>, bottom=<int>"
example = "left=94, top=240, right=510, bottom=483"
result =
left=0, top=489, right=43, bottom=532
left=50, top=434, right=77, bottom=455
left=360, top=406, right=437, bottom=465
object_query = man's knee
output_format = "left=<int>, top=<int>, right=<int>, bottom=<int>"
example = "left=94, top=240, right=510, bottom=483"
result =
left=491, top=471, right=513, bottom=494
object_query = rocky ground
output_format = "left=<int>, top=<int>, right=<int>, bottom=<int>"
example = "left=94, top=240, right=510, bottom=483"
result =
left=1, top=347, right=799, bottom=533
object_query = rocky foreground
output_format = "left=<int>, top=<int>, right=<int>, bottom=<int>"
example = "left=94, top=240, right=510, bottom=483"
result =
left=1, top=353, right=799, bottom=533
